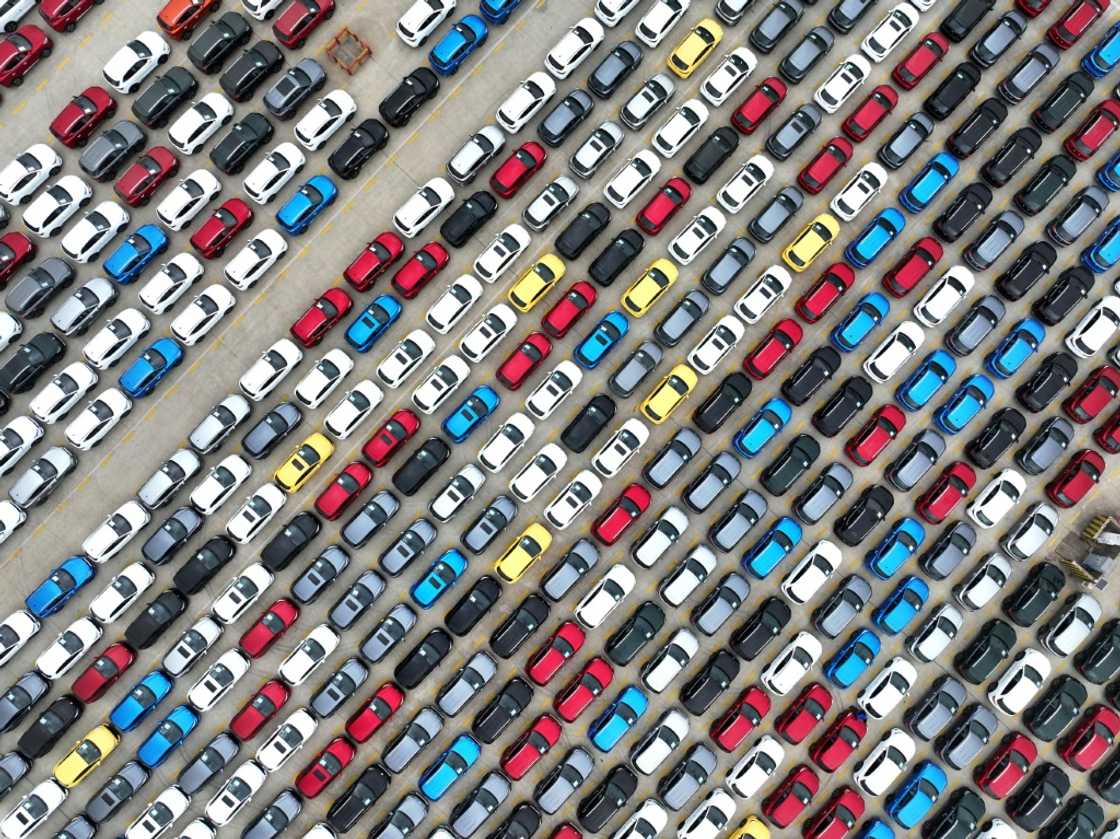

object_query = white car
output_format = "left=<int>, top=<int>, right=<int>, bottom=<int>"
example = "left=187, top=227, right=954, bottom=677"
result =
left=659, top=545, right=718, bottom=607
left=30, top=362, right=98, bottom=424
left=0, top=0, right=32, bottom=31
left=853, top=728, right=914, bottom=795
left=430, top=464, right=486, bottom=523
left=814, top=54, right=871, bottom=114
left=781, top=540, right=842, bottom=604
left=211, top=563, right=273, bottom=624
left=478, top=412, right=535, bottom=473
left=678, top=789, right=735, bottom=839
left=913, top=267, right=974, bottom=327
left=394, top=177, right=455, bottom=238
left=669, top=207, right=725, bottom=264
left=525, top=361, right=581, bottom=419
left=1, top=779, right=67, bottom=839
left=0, top=144, right=61, bottom=206
left=861, top=3, right=920, bottom=62
left=831, top=162, right=888, bottom=222
left=170, top=284, right=236, bottom=346
left=89, top=562, right=156, bottom=623
left=633, top=711, right=688, bottom=774
left=544, top=469, right=602, bottom=529
left=857, top=656, right=916, bottom=719
left=242, top=0, right=284, bottom=19
left=139, top=253, right=204, bottom=314
left=575, top=563, right=635, bottom=628
left=256, top=708, right=318, bottom=771
left=615, top=800, right=668, bottom=839
left=224, top=228, right=288, bottom=290
left=621, top=73, right=676, bottom=129
left=226, top=483, right=287, bottom=544
left=569, top=121, right=624, bottom=179
left=0, top=610, right=37, bottom=666
left=761, top=632, right=822, bottom=695
left=82, top=307, right=151, bottom=369
left=734, top=266, right=790, bottom=324
left=80, top=499, right=150, bottom=562
left=1066, top=295, right=1120, bottom=357
left=907, top=603, right=963, bottom=663
left=862, top=320, right=925, bottom=383
left=61, top=201, right=129, bottom=262
left=169, top=94, right=234, bottom=154
left=725, top=735, right=784, bottom=799
left=716, top=155, right=773, bottom=215
left=967, top=469, right=1025, bottom=529
left=633, top=506, right=689, bottom=568
left=1001, top=502, right=1060, bottom=560
left=509, top=443, right=567, bottom=502
left=473, top=224, right=530, bottom=283
left=190, top=454, right=253, bottom=515
left=189, top=395, right=251, bottom=455
left=974, top=820, right=1018, bottom=839
left=294, top=348, right=354, bottom=409
left=448, top=126, right=505, bottom=185
left=412, top=354, right=470, bottom=414
left=988, top=648, right=1051, bottom=715
left=1043, top=592, right=1100, bottom=657
left=592, top=418, right=649, bottom=477
left=243, top=143, right=306, bottom=204
left=523, top=175, right=578, bottom=231
left=396, top=0, right=455, bottom=46
left=324, top=380, right=383, bottom=439
left=496, top=72, right=557, bottom=133
left=603, top=150, right=661, bottom=208
left=641, top=628, right=698, bottom=692
left=700, top=47, right=756, bottom=107
left=278, top=624, right=340, bottom=685
left=124, top=786, right=190, bottom=839
left=0, top=416, right=41, bottom=477
left=0, top=312, right=21, bottom=351
left=24, top=175, right=93, bottom=238
left=35, top=617, right=102, bottom=679
left=595, top=0, right=641, bottom=26
left=376, top=329, right=436, bottom=388
left=188, top=650, right=252, bottom=710
left=0, top=501, right=24, bottom=545
left=156, top=169, right=222, bottom=231
left=635, top=0, right=690, bottom=47
left=204, top=761, right=266, bottom=827
left=65, top=387, right=133, bottom=451
left=426, top=275, right=482, bottom=333
left=460, top=304, right=517, bottom=361
left=240, top=338, right=304, bottom=401
left=103, top=30, right=170, bottom=93
left=653, top=99, right=709, bottom=158
left=954, top=552, right=1012, bottom=610
left=295, top=90, right=357, bottom=150
left=546, top=17, right=605, bottom=79
left=163, top=616, right=222, bottom=678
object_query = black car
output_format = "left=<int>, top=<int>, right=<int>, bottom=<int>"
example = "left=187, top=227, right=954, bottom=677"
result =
left=132, top=67, right=198, bottom=128
left=1028, top=675, right=1087, bottom=741
left=561, top=394, right=615, bottom=452
left=812, top=575, right=872, bottom=639
left=1016, top=352, right=1078, bottom=413
left=748, top=186, right=803, bottom=243
left=328, top=118, right=389, bottom=180
left=1075, top=619, right=1120, bottom=684
left=924, top=788, right=985, bottom=839
left=391, top=437, right=450, bottom=496
left=379, top=68, right=440, bottom=128
left=538, top=90, right=594, bottom=147
left=778, top=26, right=833, bottom=84
left=0, top=333, right=66, bottom=394
left=946, top=294, right=1005, bottom=357
left=828, top=0, right=877, bottom=30
left=998, top=42, right=1060, bottom=104
left=765, top=105, right=821, bottom=161
left=1092, top=751, right=1120, bottom=804
left=924, top=61, right=982, bottom=121
left=440, top=191, right=497, bottom=248
left=981, top=126, right=1042, bottom=187
left=606, top=601, right=665, bottom=666
left=730, top=597, right=790, bottom=659
left=812, top=376, right=872, bottom=437
left=393, top=628, right=451, bottom=690
left=142, top=506, right=203, bottom=565
left=490, top=594, right=549, bottom=659
left=749, top=0, right=803, bottom=53
left=781, top=348, right=839, bottom=406
left=587, top=41, right=642, bottom=99
left=918, top=521, right=976, bottom=580
left=187, top=12, right=252, bottom=74
left=445, top=575, right=501, bottom=636
left=219, top=41, right=283, bottom=102
left=683, top=127, right=739, bottom=185
left=243, top=789, right=303, bottom=839
left=124, top=589, right=187, bottom=649
left=693, top=372, right=751, bottom=433
left=1034, top=267, right=1095, bottom=326
left=1015, top=154, right=1077, bottom=216
left=78, top=120, right=147, bottom=181
left=577, top=765, right=637, bottom=833
left=86, top=761, right=149, bottom=825
left=7, top=259, right=74, bottom=318
left=210, top=112, right=274, bottom=175
left=1004, top=561, right=1065, bottom=627
left=940, top=0, right=996, bottom=42
left=172, top=536, right=235, bottom=594
left=589, top=228, right=644, bottom=286
left=760, top=434, right=820, bottom=497
left=833, top=484, right=893, bottom=546
left=261, top=511, right=320, bottom=572
left=954, top=618, right=1016, bottom=683
left=996, top=242, right=1058, bottom=300
left=934, top=182, right=993, bottom=242
left=1007, top=763, right=1070, bottom=832
left=1040, top=794, right=1103, bottom=839
left=489, top=803, right=540, bottom=839
left=16, top=695, right=80, bottom=759
left=176, top=733, right=239, bottom=796
left=946, top=98, right=1006, bottom=158
left=555, top=202, right=611, bottom=259
left=1033, top=71, right=1095, bottom=134
left=472, top=677, right=533, bottom=744
left=878, top=111, right=934, bottom=169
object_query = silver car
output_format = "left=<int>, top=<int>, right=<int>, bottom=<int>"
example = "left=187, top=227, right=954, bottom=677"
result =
left=10, top=446, right=76, bottom=509
left=542, top=539, right=600, bottom=602
left=327, top=570, right=385, bottom=631
left=643, top=427, right=701, bottom=489
left=569, top=121, right=624, bottom=179
left=383, top=708, right=443, bottom=775
left=533, top=747, right=593, bottom=814
left=450, top=772, right=509, bottom=839
left=188, top=394, right=252, bottom=455
left=691, top=572, right=750, bottom=636
left=436, top=652, right=496, bottom=716
left=610, top=341, right=662, bottom=398
left=379, top=518, right=438, bottom=576
left=683, top=451, right=740, bottom=513
left=461, top=495, right=518, bottom=555
left=50, top=277, right=117, bottom=336
left=656, top=744, right=716, bottom=811
left=309, top=657, right=369, bottom=718
left=341, top=491, right=400, bottom=549
left=369, top=794, right=427, bottom=839
left=137, top=448, right=201, bottom=509
left=360, top=604, right=417, bottom=664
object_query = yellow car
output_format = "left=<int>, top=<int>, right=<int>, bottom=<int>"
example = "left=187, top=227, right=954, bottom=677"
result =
left=621, top=259, right=678, bottom=316
left=274, top=432, right=334, bottom=493
left=667, top=18, right=723, bottom=78
left=728, top=816, right=770, bottom=839
left=494, top=523, right=552, bottom=582
left=53, top=725, right=120, bottom=788
left=782, top=213, right=840, bottom=272
left=508, top=253, right=565, bottom=312
left=640, top=364, right=698, bottom=424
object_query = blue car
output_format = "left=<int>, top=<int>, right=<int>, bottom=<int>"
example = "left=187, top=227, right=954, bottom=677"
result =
left=345, top=294, right=403, bottom=352
left=25, top=556, right=95, bottom=618
left=276, top=176, right=337, bottom=234
left=1083, top=215, right=1120, bottom=273
left=118, top=337, right=185, bottom=398
left=110, top=670, right=174, bottom=732
left=845, top=208, right=906, bottom=268
left=896, top=350, right=956, bottom=411
left=872, top=574, right=929, bottom=635
left=418, top=734, right=480, bottom=800
left=855, top=819, right=896, bottom=839
left=832, top=293, right=890, bottom=352
left=742, top=516, right=802, bottom=579
left=442, top=386, right=500, bottom=443
left=899, top=152, right=959, bottom=213
left=479, top=0, right=523, bottom=23
left=137, top=704, right=199, bottom=769
left=733, top=397, right=791, bottom=458
left=1097, top=148, right=1120, bottom=192
left=824, top=629, right=880, bottom=688
left=933, top=373, right=994, bottom=434
left=885, top=760, right=947, bottom=829
left=429, top=15, right=488, bottom=74
left=1083, top=21, right=1120, bottom=78
left=574, top=311, right=628, bottom=369
left=589, top=686, right=648, bottom=752
left=410, top=548, right=468, bottom=607
left=103, top=224, right=169, bottom=284
left=985, top=318, right=1045, bottom=378
left=865, top=517, right=926, bottom=579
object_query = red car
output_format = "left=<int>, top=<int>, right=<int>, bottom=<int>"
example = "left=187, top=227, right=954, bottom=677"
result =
left=549, top=826, right=581, bottom=839
left=1064, top=365, right=1120, bottom=423
left=239, top=598, right=299, bottom=658
left=0, top=233, right=36, bottom=286
left=841, top=85, right=898, bottom=142
left=490, top=141, right=547, bottom=199
left=50, top=86, right=116, bottom=148
left=975, top=732, right=1037, bottom=799
left=809, top=709, right=866, bottom=772
left=390, top=241, right=448, bottom=299
left=1017, top=0, right=1053, bottom=15
left=845, top=404, right=905, bottom=466
left=71, top=642, right=135, bottom=703
left=496, top=331, right=552, bottom=390
left=775, top=682, right=832, bottom=746
left=1064, top=100, right=1120, bottom=160
left=542, top=281, right=596, bottom=338
left=762, top=764, right=819, bottom=828
left=190, top=198, right=253, bottom=258
left=710, top=685, right=771, bottom=752
left=115, top=146, right=180, bottom=207
left=554, top=657, right=613, bottom=722
left=39, top=0, right=96, bottom=32
left=229, top=679, right=290, bottom=740
left=296, top=737, right=355, bottom=798
left=0, top=25, right=51, bottom=87
left=1049, top=0, right=1108, bottom=48
left=157, top=0, right=220, bottom=38
left=363, top=409, right=421, bottom=467
left=1059, top=704, right=1120, bottom=770
left=526, top=620, right=585, bottom=686
left=892, top=34, right=950, bottom=90
left=798, top=138, right=853, bottom=194
left=344, top=231, right=405, bottom=291
left=272, top=0, right=333, bottom=47
left=795, top=263, right=854, bottom=323
left=345, top=682, right=405, bottom=743
left=732, top=76, right=786, bottom=134
left=636, top=177, right=691, bottom=234
left=315, top=461, right=372, bottom=520
left=592, top=482, right=650, bottom=545
left=744, top=318, right=802, bottom=380
left=881, top=237, right=943, bottom=297
left=1046, top=448, right=1105, bottom=508
left=290, top=286, right=353, bottom=347
left=501, top=714, right=562, bottom=780
left=1096, top=405, right=1120, bottom=453
left=915, top=461, right=976, bottom=524
left=803, top=786, right=864, bottom=839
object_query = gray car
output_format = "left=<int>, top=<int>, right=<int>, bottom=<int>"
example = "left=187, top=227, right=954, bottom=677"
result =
left=327, top=570, right=386, bottom=631
left=461, top=494, right=517, bottom=555
left=242, top=789, right=302, bottom=839
left=886, top=429, right=946, bottom=491
left=708, top=489, right=767, bottom=552
left=436, top=651, right=496, bottom=717
left=643, top=427, right=701, bottom=489
left=657, top=744, right=716, bottom=811
left=812, top=574, right=873, bottom=639
left=919, top=521, right=977, bottom=579
left=383, top=707, right=443, bottom=774
left=683, top=451, right=740, bottom=513
left=620, top=73, right=675, bottom=130
left=1016, top=416, right=1073, bottom=474
left=6, top=258, right=75, bottom=318
left=10, top=446, right=77, bottom=509
left=938, top=703, right=998, bottom=769
left=49, top=277, right=117, bottom=336
left=142, top=506, right=203, bottom=565
left=263, top=58, right=326, bottom=120
left=341, top=490, right=400, bottom=548
left=78, top=120, right=147, bottom=181
left=370, top=794, right=428, bottom=839
left=534, top=747, right=594, bottom=814
left=947, top=295, right=1006, bottom=355
left=189, top=394, right=254, bottom=455
left=691, top=572, right=750, bottom=636
left=379, top=518, right=438, bottom=576
left=905, top=675, right=967, bottom=742
left=86, top=761, right=149, bottom=825
left=310, top=657, right=369, bottom=718
left=290, top=545, right=350, bottom=605
left=610, top=341, right=662, bottom=398
left=0, top=751, right=28, bottom=800
left=655, top=290, right=709, bottom=347
left=55, top=816, right=95, bottom=839
left=965, top=210, right=1024, bottom=271
left=176, top=732, right=239, bottom=796
left=793, top=462, right=853, bottom=524
left=360, top=603, right=417, bottom=664
left=450, top=771, right=510, bottom=838
left=542, top=539, right=600, bottom=602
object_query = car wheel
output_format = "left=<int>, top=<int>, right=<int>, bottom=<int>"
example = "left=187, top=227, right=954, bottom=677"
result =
left=65, top=22, right=75, bottom=31
left=10, top=76, right=20, bottom=86
left=157, top=53, right=168, bottom=64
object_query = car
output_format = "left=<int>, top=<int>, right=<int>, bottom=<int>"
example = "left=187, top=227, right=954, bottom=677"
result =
left=1046, top=448, right=1105, bottom=508
left=955, top=552, right=1013, bottom=612
left=988, top=648, right=1053, bottom=717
